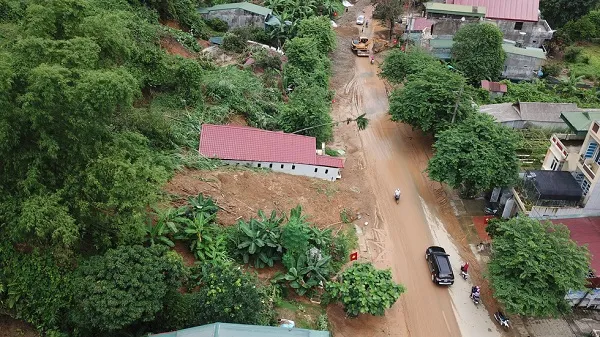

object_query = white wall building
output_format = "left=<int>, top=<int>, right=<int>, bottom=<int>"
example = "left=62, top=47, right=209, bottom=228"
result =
left=199, top=124, right=344, bottom=181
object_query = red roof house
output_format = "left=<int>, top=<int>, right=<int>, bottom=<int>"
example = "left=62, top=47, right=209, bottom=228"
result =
left=199, top=124, right=344, bottom=169
left=551, top=217, right=600, bottom=275
left=448, top=0, right=539, bottom=22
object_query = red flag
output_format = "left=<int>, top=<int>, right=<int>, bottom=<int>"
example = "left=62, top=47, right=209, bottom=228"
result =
left=350, top=252, right=358, bottom=261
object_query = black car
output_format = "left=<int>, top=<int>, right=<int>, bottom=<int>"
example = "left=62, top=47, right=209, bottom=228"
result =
left=425, top=246, right=454, bottom=285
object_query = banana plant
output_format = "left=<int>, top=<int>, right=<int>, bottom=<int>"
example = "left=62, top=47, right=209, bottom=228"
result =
left=308, top=226, right=332, bottom=249
left=186, top=194, right=219, bottom=219
left=273, top=251, right=331, bottom=295
left=145, top=207, right=187, bottom=247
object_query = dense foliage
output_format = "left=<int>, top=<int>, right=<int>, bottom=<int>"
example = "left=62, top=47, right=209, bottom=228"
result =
left=540, top=0, right=600, bottom=29
left=327, top=262, right=405, bottom=317
left=451, top=23, right=505, bottom=83
left=380, top=47, right=441, bottom=83
left=389, top=66, right=474, bottom=133
left=71, top=245, right=185, bottom=333
left=488, top=217, right=590, bottom=316
left=427, top=113, right=519, bottom=197
left=373, top=0, right=403, bottom=39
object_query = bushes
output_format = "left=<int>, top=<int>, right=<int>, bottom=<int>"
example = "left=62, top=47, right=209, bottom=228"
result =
left=296, top=16, right=336, bottom=54
left=326, top=263, right=405, bottom=317
left=205, top=17, right=228, bottom=32
left=542, top=63, right=563, bottom=77
left=222, top=32, right=246, bottom=53
left=564, top=46, right=584, bottom=62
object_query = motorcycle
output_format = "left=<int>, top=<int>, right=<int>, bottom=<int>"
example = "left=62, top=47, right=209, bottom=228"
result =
left=394, top=194, right=400, bottom=204
left=484, top=207, right=499, bottom=216
left=370, top=57, right=375, bottom=65
left=470, top=292, right=480, bottom=306
left=494, top=311, right=510, bottom=330
left=460, top=263, right=469, bottom=280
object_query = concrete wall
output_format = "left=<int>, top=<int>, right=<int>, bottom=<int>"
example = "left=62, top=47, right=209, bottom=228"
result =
left=502, top=53, right=544, bottom=80
left=526, top=206, right=600, bottom=219
left=490, top=19, right=553, bottom=48
left=202, top=9, right=266, bottom=29
left=223, top=160, right=340, bottom=181
left=426, top=16, right=480, bottom=35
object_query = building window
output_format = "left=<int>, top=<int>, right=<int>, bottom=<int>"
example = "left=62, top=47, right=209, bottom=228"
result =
left=532, top=40, right=537, bottom=44
left=314, top=168, right=318, bottom=173
left=325, top=169, right=329, bottom=174
left=281, top=164, right=284, bottom=169
left=514, top=22, right=523, bottom=30
left=585, top=142, right=598, bottom=158
left=550, top=157, right=560, bottom=171
left=257, top=163, right=261, bottom=168
left=292, top=165, right=296, bottom=170
left=594, top=122, right=600, bottom=133
left=269, top=163, right=273, bottom=168
left=582, top=178, right=591, bottom=196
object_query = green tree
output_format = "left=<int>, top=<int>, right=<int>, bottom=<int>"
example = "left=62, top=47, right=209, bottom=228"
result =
left=451, top=23, right=505, bottom=83
left=380, top=47, right=442, bottom=83
left=388, top=66, right=473, bottom=133
left=540, top=0, right=600, bottom=28
left=488, top=217, right=590, bottom=316
left=373, top=0, right=403, bottom=40
left=296, top=16, right=336, bottom=53
left=427, top=113, right=519, bottom=197
left=71, top=245, right=185, bottom=332
left=280, top=85, right=333, bottom=143
left=327, top=262, right=405, bottom=317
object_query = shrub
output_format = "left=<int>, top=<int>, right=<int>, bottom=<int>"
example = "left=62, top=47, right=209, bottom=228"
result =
left=326, top=262, right=405, bottom=317
left=70, top=245, right=185, bottom=333
left=206, top=17, right=228, bottom=32
left=542, top=63, right=562, bottom=77
left=222, top=32, right=246, bottom=53
left=564, top=46, right=583, bottom=62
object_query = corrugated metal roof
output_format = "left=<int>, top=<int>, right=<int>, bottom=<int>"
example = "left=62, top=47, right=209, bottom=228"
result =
left=451, top=0, right=539, bottom=22
left=518, top=102, right=577, bottom=122
left=425, top=2, right=486, bottom=17
left=199, top=124, right=344, bottom=168
left=410, top=17, right=434, bottom=31
left=198, top=2, right=272, bottom=17
left=561, top=111, right=600, bottom=132
left=502, top=43, right=546, bottom=59
left=151, top=323, right=330, bottom=337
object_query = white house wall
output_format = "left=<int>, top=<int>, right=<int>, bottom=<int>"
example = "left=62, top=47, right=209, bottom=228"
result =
left=223, top=160, right=340, bottom=181
left=528, top=206, right=600, bottom=219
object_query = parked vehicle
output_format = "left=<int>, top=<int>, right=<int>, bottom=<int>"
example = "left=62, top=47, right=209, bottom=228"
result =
left=460, top=262, right=469, bottom=280
left=470, top=292, right=480, bottom=305
left=351, top=36, right=371, bottom=57
left=356, top=15, right=365, bottom=25
left=494, top=311, right=510, bottom=330
left=425, top=246, right=454, bottom=285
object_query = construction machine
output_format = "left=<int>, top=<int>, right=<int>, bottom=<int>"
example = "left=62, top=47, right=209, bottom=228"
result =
left=351, top=36, right=371, bottom=56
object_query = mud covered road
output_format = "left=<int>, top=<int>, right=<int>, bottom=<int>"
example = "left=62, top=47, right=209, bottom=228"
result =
left=327, top=3, right=504, bottom=337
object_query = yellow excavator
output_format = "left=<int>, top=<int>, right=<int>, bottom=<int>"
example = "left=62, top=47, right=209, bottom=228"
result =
left=351, top=36, right=371, bottom=56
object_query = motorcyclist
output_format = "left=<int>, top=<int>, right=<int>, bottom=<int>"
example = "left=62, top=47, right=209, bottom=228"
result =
left=370, top=55, right=375, bottom=64
left=471, top=286, right=481, bottom=300
left=460, top=262, right=469, bottom=277
left=394, top=188, right=401, bottom=201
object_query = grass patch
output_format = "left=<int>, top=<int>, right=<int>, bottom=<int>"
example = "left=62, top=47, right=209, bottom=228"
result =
left=274, top=299, right=327, bottom=330
left=312, top=181, right=338, bottom=200
left=566, top=44, right=600, bottom=81
left=325, top=148, right=341, bottom=157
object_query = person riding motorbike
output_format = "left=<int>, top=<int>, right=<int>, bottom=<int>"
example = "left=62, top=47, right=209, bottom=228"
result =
left=460, top=262, right=469, bottom=279
left=394, top=188, right=401, bottom=201
left=370, top=55, right=375, bottom=64
left=471, top=286, right=481, bottom=300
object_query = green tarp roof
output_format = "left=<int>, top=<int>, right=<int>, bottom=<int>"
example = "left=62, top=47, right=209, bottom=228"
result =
left=561, top=111, right=600, bottom=132
left=198, top=2, right=272, bottom=16
left=150, top=323, right=330, bottom=337
left=425, top=2, right=486, bottom=17
left=502, top=43, right=547, bottom=59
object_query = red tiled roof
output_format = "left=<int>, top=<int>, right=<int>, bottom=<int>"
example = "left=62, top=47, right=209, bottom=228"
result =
left=551, top=217, right=600, bottom=273
left=413, top=17, right=434, bottom=31
left=481, top=80, right=508, bottom=93
left=199, top=124, right=344, bottom=168
left=450, top=0, right=539, bottom=22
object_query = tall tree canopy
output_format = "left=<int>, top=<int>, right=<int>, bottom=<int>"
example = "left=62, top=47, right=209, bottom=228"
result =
left=488, top=217, right=590, bottom=316
left=388, top=66, right=473, bottom=133
left=380, top=47, right=441, bottom=83
left=427, top=113, right=519, bottom=197
left=451, top=23, right=505, bottom=83
left=373, top=0, right=403, bottom=39
left=540, top=0, right=600, bottom=29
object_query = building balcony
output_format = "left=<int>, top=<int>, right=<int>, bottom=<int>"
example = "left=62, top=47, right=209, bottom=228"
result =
left=579, top=155, right=598, bottom=181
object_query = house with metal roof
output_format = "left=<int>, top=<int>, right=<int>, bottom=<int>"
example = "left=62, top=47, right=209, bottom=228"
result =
left=150, top=322, right=330, bottom=337
left=422, top=0, right=553, bottom=48
left=199, top=124, right=344, bottom=181
left=198, top=2, right=280, bottom=30
left=481, top=80, right=507, bottom=98
left=561, top=111, right=600, bottom=137
left=480, top=102, right=577, bottom=129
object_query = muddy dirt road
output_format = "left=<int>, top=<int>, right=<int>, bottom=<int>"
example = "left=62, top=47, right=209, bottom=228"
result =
left=327, top=3, right=504, bottom=337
